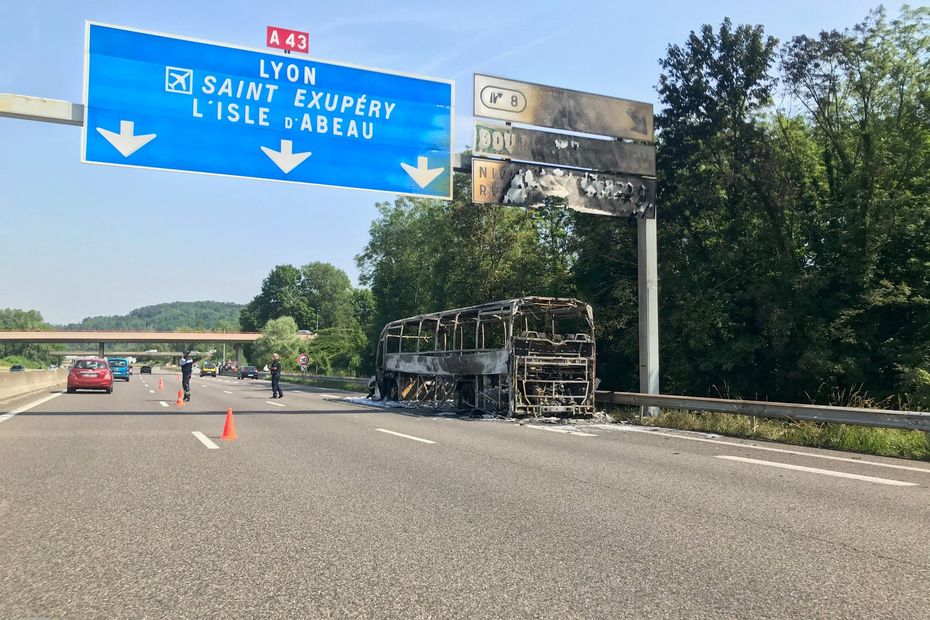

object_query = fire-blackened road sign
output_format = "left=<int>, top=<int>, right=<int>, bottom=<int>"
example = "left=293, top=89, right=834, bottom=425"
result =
left=471, top=157, right=655, bottom=218
left=474, top=74, right=653, bottom=142
left=473, top=121, right=655, bottom=176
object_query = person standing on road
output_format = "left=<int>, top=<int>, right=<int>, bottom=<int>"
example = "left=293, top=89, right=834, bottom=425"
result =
left=179, top=352, right=194, bottom=402
left=270, top=353, right=283, bottom=399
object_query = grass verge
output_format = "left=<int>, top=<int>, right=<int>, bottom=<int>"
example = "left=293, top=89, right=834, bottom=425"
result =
left=281, top=376, right=367, bottom=392
left=606, top=406, right=930, bottom=462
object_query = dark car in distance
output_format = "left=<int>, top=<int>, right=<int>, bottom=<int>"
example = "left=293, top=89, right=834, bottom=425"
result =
left=9, top=364, right=25, bottom=372
left=140, top=365, right=153, bottom=374
left=238, top=365, right=260, bottom=379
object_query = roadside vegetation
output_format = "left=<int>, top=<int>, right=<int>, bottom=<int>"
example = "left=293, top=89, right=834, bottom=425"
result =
left=0, top=355, right=44, bottom=369
left=279, top=375, right=368, bottom=393
left=606, top=406, right=930, bottom=462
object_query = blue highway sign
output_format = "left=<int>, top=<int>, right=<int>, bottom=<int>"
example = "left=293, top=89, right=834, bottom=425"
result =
left=82, top=23, right=454, bottom=199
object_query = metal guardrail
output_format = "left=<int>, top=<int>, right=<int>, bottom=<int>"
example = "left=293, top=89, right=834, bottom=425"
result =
left=596, top=391, right=930, bottom=433
left=270, top=373, right=930, bottom=432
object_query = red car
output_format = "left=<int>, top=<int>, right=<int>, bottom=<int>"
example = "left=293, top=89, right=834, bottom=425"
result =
left=67, top=358, right=114, bottom=394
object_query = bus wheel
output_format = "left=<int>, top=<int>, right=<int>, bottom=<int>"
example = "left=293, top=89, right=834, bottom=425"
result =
left=456, top=382, right=475, bottom=413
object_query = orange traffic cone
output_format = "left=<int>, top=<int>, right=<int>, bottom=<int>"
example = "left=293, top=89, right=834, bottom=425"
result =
left=220, top=408, right=238, bottom=440
left=158, top=377, right=164, bottom=391
left=176, top=389, right=185, bottom=406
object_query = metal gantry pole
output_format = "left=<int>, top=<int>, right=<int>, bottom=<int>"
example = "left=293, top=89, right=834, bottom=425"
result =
left=637, top=216, right=660, bottom=416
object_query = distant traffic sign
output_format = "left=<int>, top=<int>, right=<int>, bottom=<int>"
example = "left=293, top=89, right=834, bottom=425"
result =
left=297, top=353, right=310, bottom=366
left=83, top=23, right=454, bottom=198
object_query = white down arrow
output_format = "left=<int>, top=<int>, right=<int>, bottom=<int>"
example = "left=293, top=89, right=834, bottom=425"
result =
left=96, top=121, right=156, bottom=157
left=261, top=140, right=312, bottom=174
left=401, top=156, right=444, bottom=188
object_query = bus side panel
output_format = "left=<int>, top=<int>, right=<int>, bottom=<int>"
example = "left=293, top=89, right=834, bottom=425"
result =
left=383, top=350, right=509, bottom=376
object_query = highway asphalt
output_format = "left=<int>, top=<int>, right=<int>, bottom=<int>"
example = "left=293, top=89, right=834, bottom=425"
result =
left=1, top=369, right=929, bottom=618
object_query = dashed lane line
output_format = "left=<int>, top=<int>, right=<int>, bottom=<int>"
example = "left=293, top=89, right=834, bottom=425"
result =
left=266, top=401, right=286, bottom=407
left=716, top=455, right=916, bottom=487
left=159, top=401, right=170, bottom=408
left=223, top=390, right=233, bottom=394
left=526, top=424, right=597, bottom=437
left=192, top=431, right=219, bottom=450
left=149, top=390, right=155, bottom=394
left=375, top=428, right=436, bottom=444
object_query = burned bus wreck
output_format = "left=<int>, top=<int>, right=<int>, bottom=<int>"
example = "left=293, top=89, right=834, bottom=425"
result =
left=373, top=297, right=597, bottom=416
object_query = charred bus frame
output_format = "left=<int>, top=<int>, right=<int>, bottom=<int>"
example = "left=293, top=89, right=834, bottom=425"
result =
left=374, top=297, right=596, bottom=416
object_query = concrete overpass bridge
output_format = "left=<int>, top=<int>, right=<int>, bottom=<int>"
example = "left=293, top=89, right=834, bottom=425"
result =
left=0, top=330, right=301, bottom=362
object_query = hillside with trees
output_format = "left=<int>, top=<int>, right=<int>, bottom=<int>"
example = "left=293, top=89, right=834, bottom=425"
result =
left=66, top=301, right=244, bottom=332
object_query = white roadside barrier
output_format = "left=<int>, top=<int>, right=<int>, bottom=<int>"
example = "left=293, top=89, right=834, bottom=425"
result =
left=0, top=369, right=69, bottom=402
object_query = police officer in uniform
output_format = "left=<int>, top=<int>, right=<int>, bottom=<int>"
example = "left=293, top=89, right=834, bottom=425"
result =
left=179, top=351, right=194, bottom=402
left=270, top=353, right=283, bottom=399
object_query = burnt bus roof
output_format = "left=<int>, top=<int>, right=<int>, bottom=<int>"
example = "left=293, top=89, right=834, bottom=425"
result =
left=379, top=297, right=593, bottom=331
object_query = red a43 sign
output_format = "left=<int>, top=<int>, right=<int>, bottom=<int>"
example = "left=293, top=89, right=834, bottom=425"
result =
left=266, top=26, right=309, bottom=54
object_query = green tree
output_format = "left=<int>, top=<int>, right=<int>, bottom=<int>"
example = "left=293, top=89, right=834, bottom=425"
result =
left=298, top=262, right=355, bottom=328
left=240, top=262, right=357, bottom=332
left=351, top=288, right=376, bottom=330
left=0, top=308, right=52, bottom=365
left=250, top=316, right=303, bottom=370
left=779, top=6, right=930, bottom=401
left=307, top=326, right=368, bottom=376
left=625, top=18, right=792, bottom=397
left=74, top=301, right=242, bottom=331
left=240, top=265, right=314, bottom=331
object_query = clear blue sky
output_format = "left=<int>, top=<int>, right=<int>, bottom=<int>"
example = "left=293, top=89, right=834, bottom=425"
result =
left=0, top=0, right=918, bottom=325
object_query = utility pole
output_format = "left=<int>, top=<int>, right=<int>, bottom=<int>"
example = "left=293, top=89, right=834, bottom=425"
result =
left=638, top=216, right=660, bottom=416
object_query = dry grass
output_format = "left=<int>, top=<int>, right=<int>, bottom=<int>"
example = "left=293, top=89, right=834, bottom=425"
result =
left=606, top=406, right=930, bottom=462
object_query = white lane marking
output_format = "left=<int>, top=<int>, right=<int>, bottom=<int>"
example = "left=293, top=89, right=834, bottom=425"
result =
left=375, top=428, right=436, bottom=444
left=149, top=389, right=155, bottom=394
left=223, top=390, right=233, bottom=394
left=265, top=400, right=286, bottom=407
left=716, top=455, right=916, bottom=487
left=591, top=425, right=930, bottom=474
left=200, top=384, right=208, bottom=388
left=0, top=392, right=63, bottom=424
left=192, top=431, right=219, bottom=450
left=526, top=424, right=597, bottom=437
left=159, top=401, right=170, bottom=408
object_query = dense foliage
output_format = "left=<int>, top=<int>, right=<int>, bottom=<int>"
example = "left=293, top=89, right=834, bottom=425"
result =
left=239, top=262, right=356, bottom=332
left=240, top=262, right=370, bottom=375
left=250, top=317, right=304, bottom=371
left=68, top=301, right=243, bottom=332
left=356, top=7, right=930, bottom=407
left=0, top=308, right=51, bottom=366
